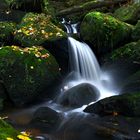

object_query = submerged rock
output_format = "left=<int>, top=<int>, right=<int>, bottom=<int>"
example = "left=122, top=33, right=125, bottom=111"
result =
left=0, top=46, right=60, bottom=106
left=14, top=13, right=66, bottom=47
left=114, top=3, right=140, bottom=24
left=31, top=107, right=61, bottom=132
left=80, top=11, right=133, bottom=54
left=58, top=83, right=100, bottom=107
left=84, top=92, right=140, bottom=117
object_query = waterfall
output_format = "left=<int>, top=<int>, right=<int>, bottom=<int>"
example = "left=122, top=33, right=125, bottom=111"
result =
left=59, top=19, right=117, bottom=101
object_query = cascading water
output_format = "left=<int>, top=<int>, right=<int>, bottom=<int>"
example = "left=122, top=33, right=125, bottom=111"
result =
left=58, top=20, right=117, bottom=103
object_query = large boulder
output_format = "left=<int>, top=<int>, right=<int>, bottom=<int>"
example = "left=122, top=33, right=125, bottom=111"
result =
left=57, top=83, right=100, bottom=107
left=0, top=46, right=60, bottom=106
left=0, top=21, right=16, bottom=45
left=114, top=3, right=140, bottom=24
left=84, top=92, right=140, bottom=117
left=14, top=13, right=67, bottom=47
left=80, top=12, right=133, bottom=55
left=30, top=107, right=61, bottom=132
left=132, top=20, right=140, bottom=41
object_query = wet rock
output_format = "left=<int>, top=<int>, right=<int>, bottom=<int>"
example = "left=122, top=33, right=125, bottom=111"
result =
left=30, top=107, right=61, bottom=133
left=84, top=92, right=140, bottom=117
left=58, top=83, right=100, bottom=107
left=0, top=46, right=60, bottom=106
left=52, top=113, right=140, bottom=140
left=14, top=13, right=67, bottom=47
left=80, top=11, right=133, bottom=55
left=114, top=3, right=140, bottom=24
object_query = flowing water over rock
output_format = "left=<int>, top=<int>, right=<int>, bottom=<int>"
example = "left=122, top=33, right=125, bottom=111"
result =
left=57, top=20, right=118, bottom=105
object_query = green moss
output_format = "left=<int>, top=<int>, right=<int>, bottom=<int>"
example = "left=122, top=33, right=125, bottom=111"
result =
left=132, top=20, right=140, bottom=41
left=0, top=45, right=60, bottom=105
left=14, top=13, right=66, bottom=47
left=0, top=21, right=16, bottom=45
left=114, top=3, right=140, bottom=24
left=0, top=119, right=19, bottom=140
left=110, top=41, right=140, bottom=61
left=80, top=12, right=133, bottom=54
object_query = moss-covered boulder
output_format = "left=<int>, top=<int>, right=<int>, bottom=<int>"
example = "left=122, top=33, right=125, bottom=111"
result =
left=114, top=3, right=140, bottom=24
left=0, top=21, right=16, bottom=45
left=121, top=70, right=140, bottom=93
left=0, top=119, right=19, bottom=140
left=0, top=0, right=12, bottom=10
left=132, top=20, right=140, bottom=41
left=84, top=92, right=140, bottom=117
left=4, top=0, right=50, bottom=13
left=80, top=12, right=133, bottom=54
left=109, top=41, right=140, bottom=62
left=0, top=45, right=60, bottom=106
left=14, top=13, right=66, bottom=47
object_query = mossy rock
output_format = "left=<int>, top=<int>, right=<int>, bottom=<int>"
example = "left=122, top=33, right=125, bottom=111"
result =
left=114, top=3, right=140, bottom=24
left=5, top=0, right=50, bottom=13
left=14, top=13, right=66, bottom=47
left=80, top=12, right=133, bottom=54
left=0, top=0, right=12, bottom=10
left=109, top=41, right=140, bottom=62
left=0, top=45, right=60, bottom=106
left=122, top=70, right=140, bottom=93
left=84, top=92, right=140, bottom=117
left=0, top=21, right=16, bottom=45
left=132, top=20, right=140, bottom=41
left=0, top=119, right=19, bottom=140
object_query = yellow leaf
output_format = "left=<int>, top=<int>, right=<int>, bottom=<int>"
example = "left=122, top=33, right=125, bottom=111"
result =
left=6, top=138, right=14, bottom=140
left=17, top=135, right=31, bottom=140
